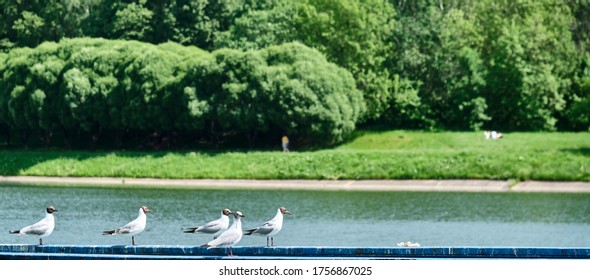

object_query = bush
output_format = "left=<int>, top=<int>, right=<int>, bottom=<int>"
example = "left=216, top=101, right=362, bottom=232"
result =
left=0, top=39, right=362, bottom=148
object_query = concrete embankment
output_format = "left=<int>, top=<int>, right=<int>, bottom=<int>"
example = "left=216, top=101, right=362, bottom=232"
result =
left=1, top=176, right=589, bottom=193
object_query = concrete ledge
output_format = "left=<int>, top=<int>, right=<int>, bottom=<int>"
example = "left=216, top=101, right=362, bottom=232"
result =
left=1, top=176, right=589, bottom=192
left=0, top=176, right=512, bottom=191
left=511, top=181, right=590, bottom=193
left=1, top=245, right=589, bottom=260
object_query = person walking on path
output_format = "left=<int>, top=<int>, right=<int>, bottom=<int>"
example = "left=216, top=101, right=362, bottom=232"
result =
left=281, top=135, right=289, bottom=152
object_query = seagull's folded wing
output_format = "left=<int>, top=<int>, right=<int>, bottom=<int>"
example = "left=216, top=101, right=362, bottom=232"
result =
left=20, top=220, right=50, bottom=235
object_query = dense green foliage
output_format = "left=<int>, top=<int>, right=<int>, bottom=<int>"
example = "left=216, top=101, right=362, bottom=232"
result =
left=0, top=131, right=587, bottom=181
left=0, top=38, right=363, bottom=147
left=1, top=0, right=589, bottom=149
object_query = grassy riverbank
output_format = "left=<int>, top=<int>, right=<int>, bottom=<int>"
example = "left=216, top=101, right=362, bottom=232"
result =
left=0, top=131, right=588, bottom=181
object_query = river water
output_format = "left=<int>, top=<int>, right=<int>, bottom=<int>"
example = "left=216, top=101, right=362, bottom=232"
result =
left=0, top=184, right=588, bottom=247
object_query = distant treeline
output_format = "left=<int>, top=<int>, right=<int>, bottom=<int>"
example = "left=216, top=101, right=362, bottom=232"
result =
left=1, top=0, right=589, bottom=148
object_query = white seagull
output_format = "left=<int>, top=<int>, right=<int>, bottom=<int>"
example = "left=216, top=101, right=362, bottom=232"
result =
left=183, top=208, right=232, bottom=238
left=202, top=211, right=245, bottom=256
left=9, top=206, right=58, bottom=245
left=103, top=206, right=152, bottom=246
left=244, top=207, right=292, bottom=246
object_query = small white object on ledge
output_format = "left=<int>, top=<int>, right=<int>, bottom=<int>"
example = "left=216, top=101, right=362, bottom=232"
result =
left=397, top=241, right=421, bottom=247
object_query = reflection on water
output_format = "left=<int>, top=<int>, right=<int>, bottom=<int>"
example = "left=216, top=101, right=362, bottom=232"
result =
left=0, top=184, right=588, bottom=247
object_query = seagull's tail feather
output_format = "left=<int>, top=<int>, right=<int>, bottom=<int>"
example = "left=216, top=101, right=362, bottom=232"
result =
left=9, top=230, right=20, bottom=234
left=102, top=230, right=116, bottom=235
left=182, top=227, right=198, bottom=233
left=202, top=243, right=212, bottom=247
left=244, top=229, right=256, bottom=235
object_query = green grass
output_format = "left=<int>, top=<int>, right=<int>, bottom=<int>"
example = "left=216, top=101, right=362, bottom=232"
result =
left=0, top=131, right=588, bottom=181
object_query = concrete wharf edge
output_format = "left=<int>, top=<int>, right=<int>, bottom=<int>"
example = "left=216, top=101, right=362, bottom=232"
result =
left=1, top=245, right=590, bottom=260
left=1, top=176, right=590, bottom=193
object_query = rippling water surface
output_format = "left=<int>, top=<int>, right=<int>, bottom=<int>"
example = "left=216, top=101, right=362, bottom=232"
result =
left=0, top=184, right=588, bottom=247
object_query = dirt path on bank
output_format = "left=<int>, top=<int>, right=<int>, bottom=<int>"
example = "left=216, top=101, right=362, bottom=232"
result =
left=1, top=176, right=589, bottom=193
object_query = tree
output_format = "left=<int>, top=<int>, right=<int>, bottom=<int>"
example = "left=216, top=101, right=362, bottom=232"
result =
left=0, top=51, right=8, bottom=143
left=214, top=1, right=296, bottom=50
left=434, top=8, right=488, bottom=130
left=476, top=0, right=577, bottom=130
left=261, top=43, right=365, bottom=143
left=389, top=2, right=488, bottom=130
left=12, top=11, right=46, bottom=47
left=0, top=0, right=91, bottom=49
left=568, top=0, right=590, bottom=51
left=0, top=43, right=64, bottom=147
left=294, top=0, right=396, bottom=121
left=216, top=0, right=395, bottom=122
left=182, top=42, right=365, bottom=145
left=563, top=53, right=590, bottom=130
left=111, top=0, right=153, bottom=40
